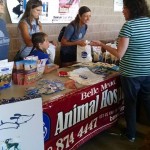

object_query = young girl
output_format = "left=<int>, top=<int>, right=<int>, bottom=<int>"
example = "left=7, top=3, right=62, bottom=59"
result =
left=30, top=32, right=59, bottom=73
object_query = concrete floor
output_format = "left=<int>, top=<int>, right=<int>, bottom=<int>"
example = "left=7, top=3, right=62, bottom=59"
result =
left=78, top=118, right=150, bottom=150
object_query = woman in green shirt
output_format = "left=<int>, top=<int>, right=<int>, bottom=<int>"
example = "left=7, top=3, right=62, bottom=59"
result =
left=91, top=0, right=150, bottom=142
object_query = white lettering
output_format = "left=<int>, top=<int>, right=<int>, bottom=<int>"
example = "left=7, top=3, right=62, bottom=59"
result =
left=55, top=95, right=99, bottom=135
left=101, top=80, right=116, bottom=91
left=100, top=89, right=118, bottom=109
left=89, top=95, right=99, bottom=116
left=55, top=112, right=64, bottom=135
left=81, top=87, right=99, bottom=100
left=76, top=103, right=89, bottom=123
left=110, top=114, right=118, bottom=121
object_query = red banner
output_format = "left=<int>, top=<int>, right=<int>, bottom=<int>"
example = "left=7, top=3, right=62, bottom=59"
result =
left=43, top=76, right=124, bottom=150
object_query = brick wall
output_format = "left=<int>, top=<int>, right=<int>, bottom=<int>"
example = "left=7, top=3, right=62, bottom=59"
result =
left=4, top=0, right=127, bottom=63
left=1, top=0, right=134, bottom=63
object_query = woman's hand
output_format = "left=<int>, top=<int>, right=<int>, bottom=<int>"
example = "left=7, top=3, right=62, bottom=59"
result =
left=50, top=41, right=57, bottom=46
left=76, top=40, right=87, bottom=47
left=90, top=40, right=102, bottom=46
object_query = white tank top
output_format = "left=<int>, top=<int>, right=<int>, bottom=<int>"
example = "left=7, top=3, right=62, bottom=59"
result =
left=19, top=18, right=41, bottom=58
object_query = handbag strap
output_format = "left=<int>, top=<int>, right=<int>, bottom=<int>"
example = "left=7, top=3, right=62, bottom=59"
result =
left=19, top=46, right=26, bottom=54
left=28, top=46, right=35, bottom=56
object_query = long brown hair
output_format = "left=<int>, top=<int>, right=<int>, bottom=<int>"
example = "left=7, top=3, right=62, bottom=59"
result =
left=19, top=0, right=42, bottom=29
left=71, top=6, right=91, bottom=29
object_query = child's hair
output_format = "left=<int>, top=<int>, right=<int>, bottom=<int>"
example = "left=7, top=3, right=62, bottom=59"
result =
left=31, top=32, right=48, bottom=50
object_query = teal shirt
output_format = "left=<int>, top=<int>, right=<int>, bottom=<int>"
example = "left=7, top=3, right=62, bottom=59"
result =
left=119, top=17, right=150, bottom=77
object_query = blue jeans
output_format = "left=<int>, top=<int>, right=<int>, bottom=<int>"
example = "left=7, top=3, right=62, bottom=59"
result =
left=120, top=75, right=150, bottom=138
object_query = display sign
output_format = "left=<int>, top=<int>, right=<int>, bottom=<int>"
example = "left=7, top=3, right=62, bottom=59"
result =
left=43, top=76, right=124, bottom=150
left=7, top=0, right=80, bottom=23
left=0, top=98, right=44, bottom=150
left=114, top=0, right=123, bottom=12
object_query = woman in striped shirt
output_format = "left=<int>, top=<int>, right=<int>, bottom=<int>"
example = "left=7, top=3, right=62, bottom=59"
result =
left=91, top=0, right=150, bottom=142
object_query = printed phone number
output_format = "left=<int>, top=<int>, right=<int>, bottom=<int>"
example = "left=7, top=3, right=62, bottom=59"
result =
left=47, top=117, right=98, bottom=150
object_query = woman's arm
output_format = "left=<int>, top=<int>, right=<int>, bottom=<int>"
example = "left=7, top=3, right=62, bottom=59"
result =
left=61, top=24, right=87, bottom=47
left=61, top=37, right=86, bottom=47
left=44, top=64, right=59, bottom=74
left=91, top=37, right=129, bottom=59
left=18, top=21, right=33, bottom=47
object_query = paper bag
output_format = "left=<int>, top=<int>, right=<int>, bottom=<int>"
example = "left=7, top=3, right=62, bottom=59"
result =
left=77, top=45, right=92, bottom=63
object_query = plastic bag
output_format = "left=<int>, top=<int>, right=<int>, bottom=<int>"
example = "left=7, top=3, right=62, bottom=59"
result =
left=92, top=46, right=103, bottom=62
left=77, top=45, right=92, bottom=63
left=37, top=59, right=47, bottom=79
left=46, top=43, right=56, bottom=63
